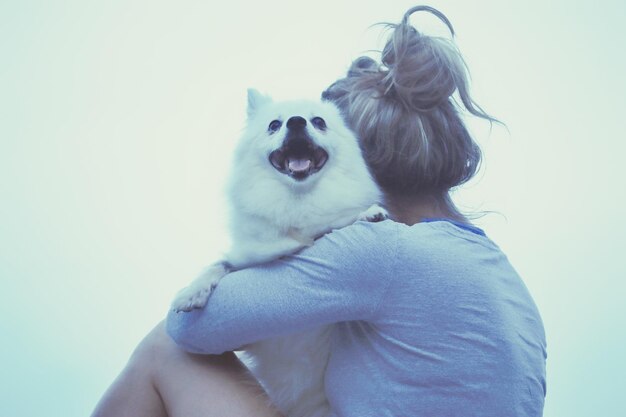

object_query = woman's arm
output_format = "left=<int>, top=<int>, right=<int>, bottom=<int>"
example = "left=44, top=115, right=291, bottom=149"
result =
left=166, top=220, right=399, bottom=354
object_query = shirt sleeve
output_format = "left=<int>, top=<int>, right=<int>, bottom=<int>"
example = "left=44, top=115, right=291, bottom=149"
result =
left=166, top=220, right=399, bottom=354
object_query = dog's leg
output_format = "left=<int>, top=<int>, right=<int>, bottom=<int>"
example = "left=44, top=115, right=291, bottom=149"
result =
left=171, top=262, right=230, bottom=312
left=357, top=204, right=389, bottom=223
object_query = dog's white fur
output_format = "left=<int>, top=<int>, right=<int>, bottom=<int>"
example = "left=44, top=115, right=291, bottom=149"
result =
left=171, top=89, right=383, bottom=417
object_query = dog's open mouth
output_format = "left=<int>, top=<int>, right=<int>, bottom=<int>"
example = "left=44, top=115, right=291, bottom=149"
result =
left=269, top=146, right=328, bottom=181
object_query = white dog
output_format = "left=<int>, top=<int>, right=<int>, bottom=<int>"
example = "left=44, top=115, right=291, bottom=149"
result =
left=171, top=89, right=385, bottom=417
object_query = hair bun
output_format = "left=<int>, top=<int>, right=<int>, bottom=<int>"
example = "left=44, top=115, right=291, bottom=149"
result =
left=380, top=6, right=464, bottom=111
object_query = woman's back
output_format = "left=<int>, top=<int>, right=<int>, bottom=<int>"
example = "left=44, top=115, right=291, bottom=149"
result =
left=322, top=220, right=546, bottom=416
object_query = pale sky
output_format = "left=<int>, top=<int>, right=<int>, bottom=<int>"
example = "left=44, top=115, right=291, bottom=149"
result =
left=1, top=1, right=625, bottom=416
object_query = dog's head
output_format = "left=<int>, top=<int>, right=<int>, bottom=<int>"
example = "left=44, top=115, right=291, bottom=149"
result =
left=239, top=89, right=362, bottom=184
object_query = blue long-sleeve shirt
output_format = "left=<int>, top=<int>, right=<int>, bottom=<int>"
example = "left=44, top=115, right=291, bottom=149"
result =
left=167, top=219, right=546, bottom=417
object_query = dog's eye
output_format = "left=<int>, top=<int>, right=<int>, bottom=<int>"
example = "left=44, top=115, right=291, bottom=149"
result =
left=268, top=120, right=282, bottom=134
left=311, top=117, right=327, bottom=131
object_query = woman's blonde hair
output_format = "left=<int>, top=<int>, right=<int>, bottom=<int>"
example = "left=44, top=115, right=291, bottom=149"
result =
left=322, top=5, right=497, bottom=199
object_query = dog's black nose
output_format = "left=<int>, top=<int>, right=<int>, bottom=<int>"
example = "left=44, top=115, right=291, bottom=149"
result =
left=286, top=116, right=307, bottom=130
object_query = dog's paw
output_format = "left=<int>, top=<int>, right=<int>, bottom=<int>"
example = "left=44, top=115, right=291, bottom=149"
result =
left=171, top=282, right=215, bottom=312
left=170, top=264, right=228, bottom=312
left=358, top=204, right=389, bottom=223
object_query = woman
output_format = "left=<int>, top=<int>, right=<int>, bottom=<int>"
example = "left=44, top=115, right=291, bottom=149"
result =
left=92, top=6, right=546, bottom=417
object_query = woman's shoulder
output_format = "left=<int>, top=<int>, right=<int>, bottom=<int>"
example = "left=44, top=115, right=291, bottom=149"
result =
left=326, top=218, right=401, bottom=241
left=302, top=218, right=502, bottom=272
left=306, top=219, right=401, bottom=262
left=326, top=218, right=496, bottom=249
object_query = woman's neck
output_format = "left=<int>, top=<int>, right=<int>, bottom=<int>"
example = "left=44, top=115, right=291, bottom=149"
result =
left=384, top=193, right=466, bottom=226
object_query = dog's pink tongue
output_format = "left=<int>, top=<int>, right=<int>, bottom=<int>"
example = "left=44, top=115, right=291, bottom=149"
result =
left=288, top=158, right=312, bottom=172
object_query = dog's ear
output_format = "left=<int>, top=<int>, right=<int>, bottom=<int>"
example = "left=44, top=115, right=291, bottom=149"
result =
left=247, top=88, right=272, bottom=118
